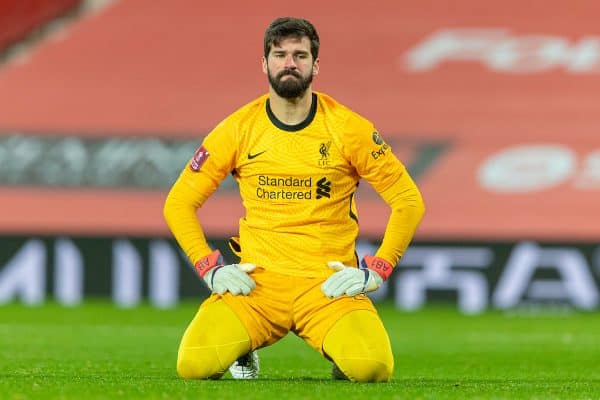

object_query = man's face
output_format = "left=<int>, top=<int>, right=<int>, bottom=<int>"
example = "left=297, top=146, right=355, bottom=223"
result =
left=262, top=36, right=319, bottom=98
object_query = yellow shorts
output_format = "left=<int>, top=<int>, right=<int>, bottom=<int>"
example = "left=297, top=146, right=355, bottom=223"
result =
left=200, top=266, right=378, bottom=354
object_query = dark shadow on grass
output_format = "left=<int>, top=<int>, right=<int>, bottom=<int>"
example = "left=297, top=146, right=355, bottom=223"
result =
left=218, top=376, right=332, bottom=382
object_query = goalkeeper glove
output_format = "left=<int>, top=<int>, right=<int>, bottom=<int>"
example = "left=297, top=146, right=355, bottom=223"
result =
left=194, top=250, right=256, bottom=295
left=321, top=256, right=393, bottom=298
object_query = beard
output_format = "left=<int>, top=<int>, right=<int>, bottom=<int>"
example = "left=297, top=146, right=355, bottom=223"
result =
left=268, top=67, right=313, bottom=98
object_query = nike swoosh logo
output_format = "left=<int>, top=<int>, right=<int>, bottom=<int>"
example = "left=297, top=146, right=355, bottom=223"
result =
left=247, top=150, right=267, bottom=159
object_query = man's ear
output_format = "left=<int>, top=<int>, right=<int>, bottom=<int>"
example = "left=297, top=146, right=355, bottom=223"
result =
left=261, top=56, right=268, bottom=74
left=313, top=57, right=320, bottom=76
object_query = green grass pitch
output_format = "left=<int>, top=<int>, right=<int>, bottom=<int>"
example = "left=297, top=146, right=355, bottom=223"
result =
left=1, top=301, right=599, bottom=399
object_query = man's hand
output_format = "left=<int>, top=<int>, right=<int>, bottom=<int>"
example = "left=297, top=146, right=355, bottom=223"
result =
left=321, top=261, right=384, bottom=298
left=204, top=263, right=256, bottom=295
left=321, top=256, right=394, bottom=298
left=194, top=250, right=256, bottom=295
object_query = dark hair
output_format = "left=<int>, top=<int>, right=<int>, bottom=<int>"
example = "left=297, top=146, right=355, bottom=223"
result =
left=264, top=17, right=320, bottom=60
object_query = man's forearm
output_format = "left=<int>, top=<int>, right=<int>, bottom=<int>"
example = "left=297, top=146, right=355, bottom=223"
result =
left=375, top=171, right=425, bottom=266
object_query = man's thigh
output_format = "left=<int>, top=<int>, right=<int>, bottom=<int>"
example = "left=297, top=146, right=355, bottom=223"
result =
left=215, top=267, right=295, bottom=350
left=177, top=298, right=251, bottom=378
left=180, top=297, right=249, bottom=349
left=292, top=278, right=379, bottom=354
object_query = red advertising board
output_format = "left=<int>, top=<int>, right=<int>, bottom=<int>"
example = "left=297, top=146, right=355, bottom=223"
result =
left=0, top=0, right=599, bottom=240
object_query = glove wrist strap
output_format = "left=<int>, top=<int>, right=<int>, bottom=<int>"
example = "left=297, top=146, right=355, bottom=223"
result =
left=194, top=250, right=223, bottom=278
left=361, top=255, right=393, bottom=280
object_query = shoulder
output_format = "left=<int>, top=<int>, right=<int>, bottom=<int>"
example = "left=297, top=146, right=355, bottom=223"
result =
left=203, top=94, right=268, bottom=148
left=219, top=94, right=269, bottom=129
left=315, top=91, right=373, bottom=131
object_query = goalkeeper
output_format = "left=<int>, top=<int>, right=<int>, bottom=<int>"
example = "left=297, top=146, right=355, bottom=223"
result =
left=163, top=16, right=425, bottom=383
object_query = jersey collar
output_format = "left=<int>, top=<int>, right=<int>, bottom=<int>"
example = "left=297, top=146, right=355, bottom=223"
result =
left=266, top=93, right=317, bottom=132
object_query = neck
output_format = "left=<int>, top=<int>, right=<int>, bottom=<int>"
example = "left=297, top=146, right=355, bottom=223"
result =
left=268, top=89, right=313, bottom=125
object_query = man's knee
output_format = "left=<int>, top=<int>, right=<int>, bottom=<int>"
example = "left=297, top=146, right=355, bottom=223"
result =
left=176, top=299, right=252, bottom=379
left=330, top=333, right=394, bottom=382
left=335, top=356, right=393, bottom=383
left=323, top=310, right=394, bottom=382
left=177, top=346, right=224, bottom=380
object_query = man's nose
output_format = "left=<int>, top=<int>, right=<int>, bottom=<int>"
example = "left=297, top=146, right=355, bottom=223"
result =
left=284, top=55, right=297, bottom=69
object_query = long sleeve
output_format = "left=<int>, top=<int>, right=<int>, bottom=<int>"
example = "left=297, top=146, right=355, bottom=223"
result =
left=163, top=167, right=220, bottom=265
left=374, top=168, right=425, bottom=266
left=336, top=111, right=425, bottom=267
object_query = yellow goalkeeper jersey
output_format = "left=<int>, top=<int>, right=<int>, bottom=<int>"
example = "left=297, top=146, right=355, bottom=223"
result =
left=164, top=91, right=424, bottom=278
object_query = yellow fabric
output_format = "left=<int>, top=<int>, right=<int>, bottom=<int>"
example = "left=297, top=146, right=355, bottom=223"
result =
left=163, top=174, right=214, bottom=261
left=376, top=170, right=425, bottom=264
left=323, top=310, right=394, bottom=383
left=163, top=91, right=425, bottom=275
left=204, top=266, right=378, bottom=353
left=177, top=299, right=251, bottom=379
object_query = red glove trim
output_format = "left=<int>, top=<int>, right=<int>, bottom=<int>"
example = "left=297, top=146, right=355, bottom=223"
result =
left=194, top=250, right=223, bottom=277
left=361, top=255, right=393, bottom=280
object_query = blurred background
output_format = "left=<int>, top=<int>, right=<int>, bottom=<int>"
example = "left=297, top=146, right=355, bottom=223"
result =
left=1, top=0, right=599, bottom=313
